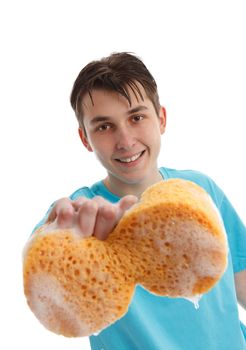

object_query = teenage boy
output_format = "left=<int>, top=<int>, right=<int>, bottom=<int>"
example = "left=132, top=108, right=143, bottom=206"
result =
left=36, top=52, right=246, bottom=349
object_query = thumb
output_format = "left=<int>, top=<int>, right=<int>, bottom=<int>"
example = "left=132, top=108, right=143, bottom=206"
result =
left=117, top=195, right=138, bottom=214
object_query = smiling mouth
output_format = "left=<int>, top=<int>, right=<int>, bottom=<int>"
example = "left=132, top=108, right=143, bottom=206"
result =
left=115, top=150, right=145, bottom=163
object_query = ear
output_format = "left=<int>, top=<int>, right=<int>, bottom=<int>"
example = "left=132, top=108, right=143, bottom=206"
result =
left=78, top=127, right=93, bottom=152
left=159, top=106, right=167, bottom=134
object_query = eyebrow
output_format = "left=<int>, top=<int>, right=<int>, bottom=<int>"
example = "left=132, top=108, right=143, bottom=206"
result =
left=90, top=105, right=149, bottom=125
left=127, top=105, right=148, bottom=114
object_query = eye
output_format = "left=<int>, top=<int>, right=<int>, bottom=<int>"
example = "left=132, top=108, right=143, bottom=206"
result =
left=97, top=124, right=112, bottom=132
left=132, top=115, right=144, bottom=123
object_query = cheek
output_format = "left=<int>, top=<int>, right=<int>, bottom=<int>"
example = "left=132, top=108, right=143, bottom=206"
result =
left=141, top=124, right=161, bottom=144
left=91, top=137, right=113, bottom=158
left=146, top=130, right=162, bottom=156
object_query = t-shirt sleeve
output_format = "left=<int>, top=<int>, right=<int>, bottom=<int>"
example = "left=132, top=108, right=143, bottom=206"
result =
left=31, top=202, right=55, bottom=234
left=206, top=177, right=246, bottom=273
left=219, top=193, right=246, bottom=273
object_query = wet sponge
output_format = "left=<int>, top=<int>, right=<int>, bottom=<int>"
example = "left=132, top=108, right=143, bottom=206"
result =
left=23, top=179, right=228, bottom=337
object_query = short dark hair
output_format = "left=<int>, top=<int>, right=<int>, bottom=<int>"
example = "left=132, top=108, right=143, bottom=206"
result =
left=70, top=52, right=160, bottom=128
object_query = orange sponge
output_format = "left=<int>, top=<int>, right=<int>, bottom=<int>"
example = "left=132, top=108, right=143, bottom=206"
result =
left=23, top=179, right=227, bottom=337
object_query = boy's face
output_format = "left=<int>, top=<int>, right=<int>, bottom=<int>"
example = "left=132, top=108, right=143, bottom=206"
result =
left=79, top=84, right=166, bottom=189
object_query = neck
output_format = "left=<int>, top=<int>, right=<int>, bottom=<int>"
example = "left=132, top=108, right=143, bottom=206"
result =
left=103, top=170, right=163, bottom=198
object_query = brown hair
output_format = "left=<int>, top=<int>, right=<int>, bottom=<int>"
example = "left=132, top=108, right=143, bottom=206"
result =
left=70, top=52, right=160, bottom=128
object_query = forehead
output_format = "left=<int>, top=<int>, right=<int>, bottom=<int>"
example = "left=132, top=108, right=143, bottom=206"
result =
left=82, top=84, right=151, bottom=114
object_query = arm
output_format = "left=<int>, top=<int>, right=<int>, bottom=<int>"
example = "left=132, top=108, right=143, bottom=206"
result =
left=234, top=270, right=246, bottom=309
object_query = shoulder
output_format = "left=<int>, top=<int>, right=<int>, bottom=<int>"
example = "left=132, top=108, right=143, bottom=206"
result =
left=160, top=166, right=214, bottom=186
left=160, top=167, right=225, bottom=208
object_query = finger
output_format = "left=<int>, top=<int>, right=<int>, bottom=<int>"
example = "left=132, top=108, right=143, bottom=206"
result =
left=48, top=198, right=75, bottom=228
left=77, top=200, right=98, bottom=237
left=93, top=204, right=118, bottom=240
left=72, top=197, right=88, bottom=211
left=92, top=196, right=109, bottom=207
left=46, top=198, right=73, bottom=224
left=116, top=195, right=138, bottom=218
left=93, top=196, right=138, bottom=240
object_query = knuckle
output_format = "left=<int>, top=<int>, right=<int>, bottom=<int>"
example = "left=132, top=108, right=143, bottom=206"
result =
left=60, top=206, right=74, bottom=217
left=82, top=200, right=98, bottom=212
left=101, top=205, right=117, bottom=220
left=93, top=196, right=106, bottom=206
left=73, top=197, right=86, bottom=205
left=57, top=197, right=70, bottom=205
left=55, top=198, right=71, bottom=211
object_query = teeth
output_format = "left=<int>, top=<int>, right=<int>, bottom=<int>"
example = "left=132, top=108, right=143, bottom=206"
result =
left=118, top=152, right=142, bottom=163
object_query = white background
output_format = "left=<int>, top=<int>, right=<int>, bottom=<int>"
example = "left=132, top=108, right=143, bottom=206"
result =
left=0, top=1, right=245, bottom=349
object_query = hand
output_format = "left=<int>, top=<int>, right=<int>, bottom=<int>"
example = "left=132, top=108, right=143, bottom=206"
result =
left=46, top=195, right=138, bottom=240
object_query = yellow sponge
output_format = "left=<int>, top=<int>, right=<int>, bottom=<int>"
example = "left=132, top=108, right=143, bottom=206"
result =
left=23, top=179, right=228, bottom=337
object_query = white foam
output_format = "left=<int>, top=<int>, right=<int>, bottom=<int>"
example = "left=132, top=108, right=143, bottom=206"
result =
left=184, top=294, right=202, bottom=309
left=28, top=273, right=90, bottom=337
left=151, top=216, right=227, bottom=296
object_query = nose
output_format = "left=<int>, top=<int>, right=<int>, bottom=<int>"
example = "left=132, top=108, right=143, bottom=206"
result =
left=115, top=125, right=137, bottom=151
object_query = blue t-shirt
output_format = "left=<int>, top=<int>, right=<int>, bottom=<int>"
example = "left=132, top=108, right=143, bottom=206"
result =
left=68, top=167, right=246, bottom=350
